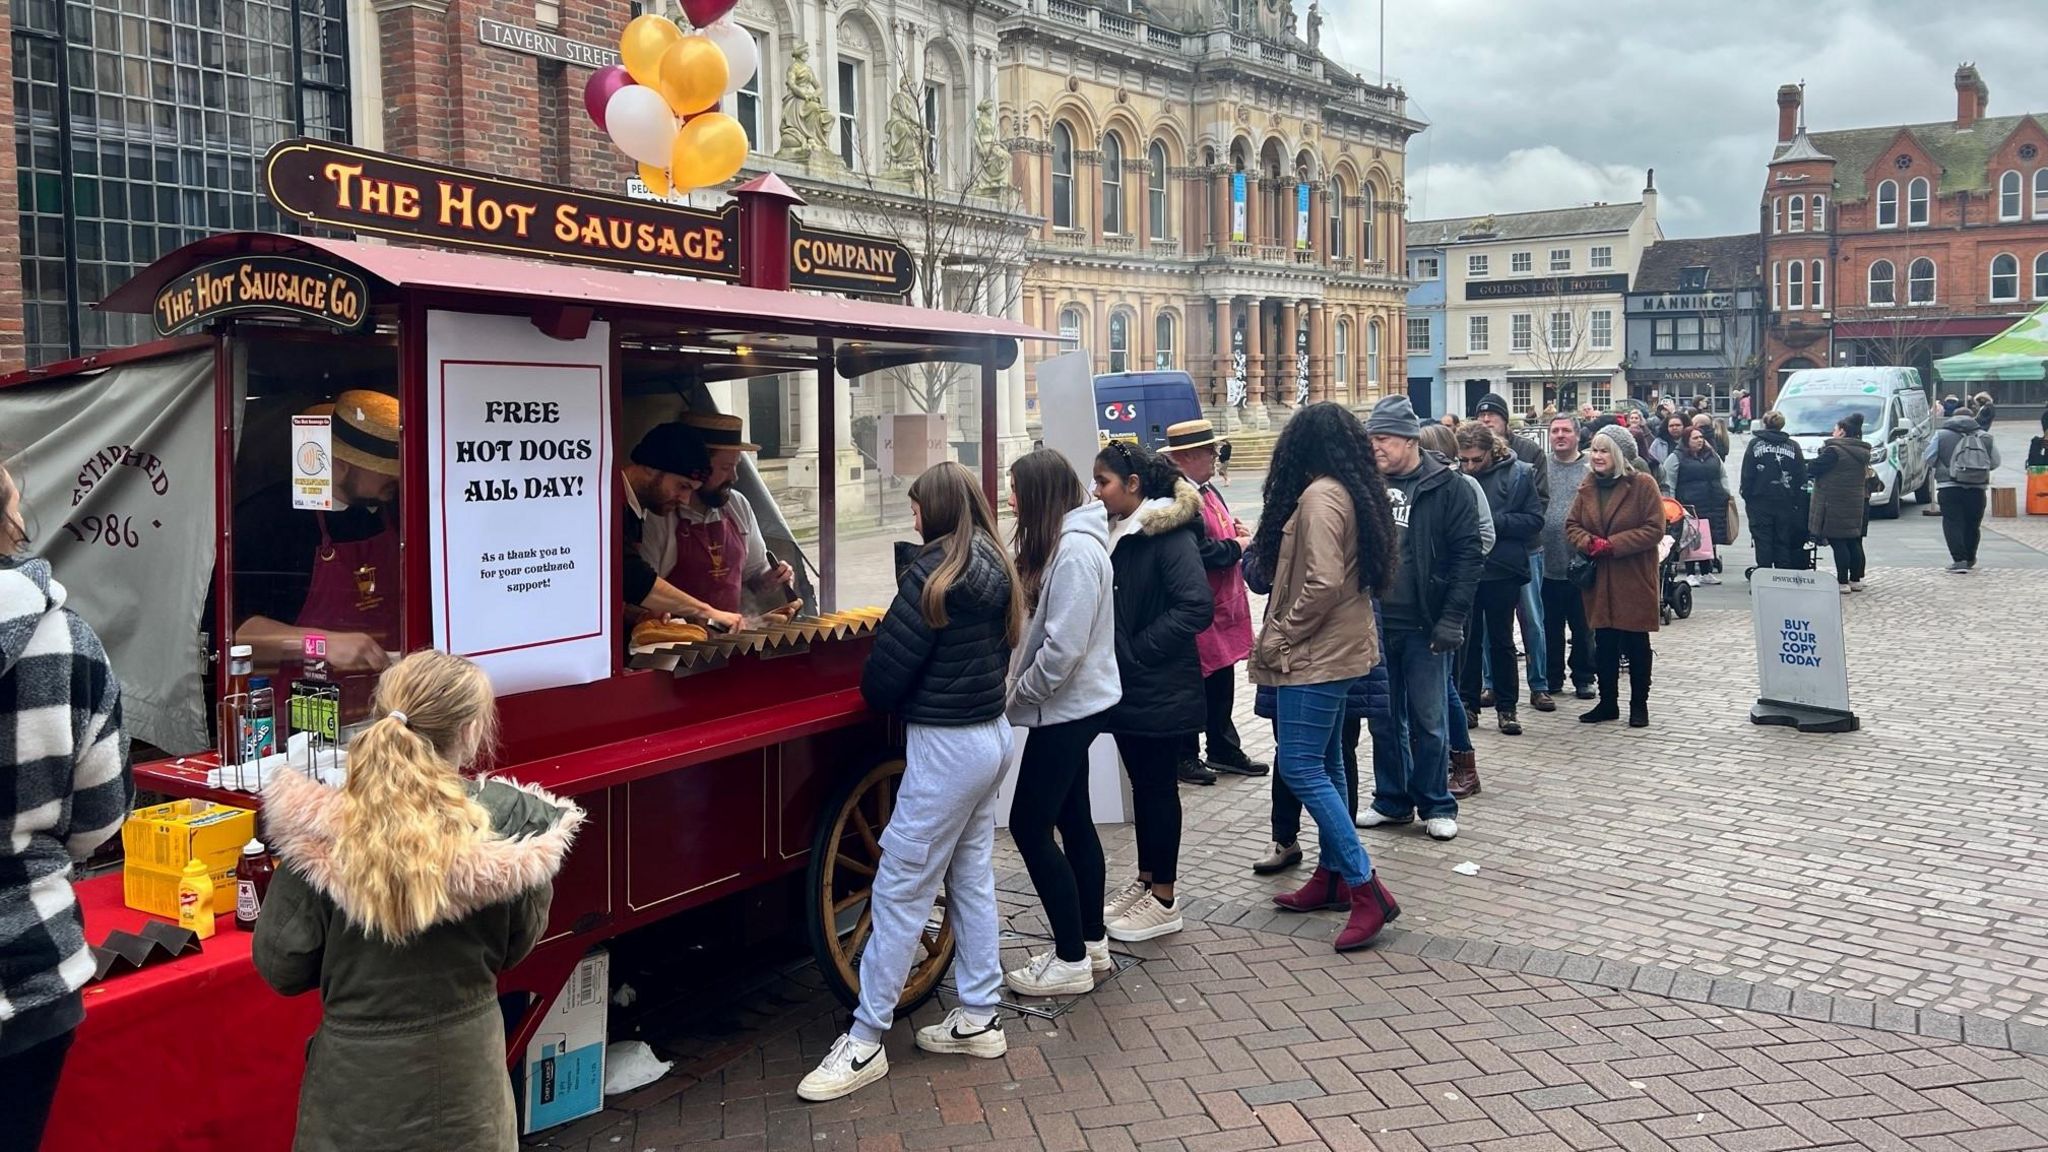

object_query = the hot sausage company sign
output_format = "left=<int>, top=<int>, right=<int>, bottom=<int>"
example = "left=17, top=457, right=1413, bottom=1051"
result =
left=152, top=256, right=369, bottom=337
left=789, top=220, right=916, bottom=297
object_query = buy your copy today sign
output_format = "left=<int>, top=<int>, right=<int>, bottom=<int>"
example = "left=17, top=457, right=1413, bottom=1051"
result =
left=1750, top=568, right=1857, bottom=731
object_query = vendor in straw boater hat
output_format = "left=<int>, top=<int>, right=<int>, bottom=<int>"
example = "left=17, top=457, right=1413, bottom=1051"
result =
left=620, top=421, right=753, bottom=633
left=233, top=390, right=402, bottom=675
left=637, top=409, right=798, bottom=618
left=1158, top=418, right=1265, bottom=785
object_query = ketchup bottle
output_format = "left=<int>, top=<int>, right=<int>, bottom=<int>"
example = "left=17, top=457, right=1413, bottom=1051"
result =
left=235, top=839, right=276, bottom=931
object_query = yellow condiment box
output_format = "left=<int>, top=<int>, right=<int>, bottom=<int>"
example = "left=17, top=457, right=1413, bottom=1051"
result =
left=121, top=800, right=255, bottom=918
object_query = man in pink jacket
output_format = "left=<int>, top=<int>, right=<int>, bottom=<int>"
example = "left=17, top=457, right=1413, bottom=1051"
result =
left=1161, top=419, right=1265, bottom=784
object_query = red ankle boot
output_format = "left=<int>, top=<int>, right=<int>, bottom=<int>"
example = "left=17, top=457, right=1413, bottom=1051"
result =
left=1336, top=872, right=1399, bottom=952
left=1272, top=867, right=1351, bottom=912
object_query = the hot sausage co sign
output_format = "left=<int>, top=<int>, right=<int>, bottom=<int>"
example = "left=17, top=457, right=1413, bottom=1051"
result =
left=153, top=257, right=369, bottom=337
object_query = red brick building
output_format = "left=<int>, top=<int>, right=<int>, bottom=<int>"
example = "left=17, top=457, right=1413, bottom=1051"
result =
left=1761, top=65, right=2048, bottom=405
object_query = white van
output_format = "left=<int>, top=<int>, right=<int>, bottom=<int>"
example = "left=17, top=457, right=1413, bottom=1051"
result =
left=1775, top=367, right=1935, bottom=518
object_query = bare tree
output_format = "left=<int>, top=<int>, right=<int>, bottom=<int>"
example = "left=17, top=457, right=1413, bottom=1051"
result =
left=1524, top=286, right=1620, bottom=412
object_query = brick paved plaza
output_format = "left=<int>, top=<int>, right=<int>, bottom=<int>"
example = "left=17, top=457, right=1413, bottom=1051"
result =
left=531, top=483, right=2048, bottom=1151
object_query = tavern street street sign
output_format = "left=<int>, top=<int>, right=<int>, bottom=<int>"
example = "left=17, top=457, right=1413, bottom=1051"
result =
left=478, top=18, right=619, bottom=69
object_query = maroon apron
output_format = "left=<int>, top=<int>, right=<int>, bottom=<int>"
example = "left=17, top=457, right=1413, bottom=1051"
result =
left=298, top=510, right=401, bottom=645
left=665, top=509, right=746, bottom=615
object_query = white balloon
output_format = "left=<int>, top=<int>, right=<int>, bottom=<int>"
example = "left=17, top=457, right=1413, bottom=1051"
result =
left=702, top=20, right=758, bottom=97
left=605, top=85, right=679, bottom=169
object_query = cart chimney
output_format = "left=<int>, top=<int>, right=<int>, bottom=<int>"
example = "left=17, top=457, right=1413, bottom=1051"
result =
left=734, top=173, right=804, bottom=292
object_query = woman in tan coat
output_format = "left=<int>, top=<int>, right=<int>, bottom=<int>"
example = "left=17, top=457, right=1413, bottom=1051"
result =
left=1565, top=426, right=1664, bottom=728
left=1247, top=403, right=1402, bottom=952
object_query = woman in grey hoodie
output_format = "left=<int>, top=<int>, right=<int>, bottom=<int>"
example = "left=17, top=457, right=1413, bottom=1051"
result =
left=1002, top=449, right=1122, bottom=998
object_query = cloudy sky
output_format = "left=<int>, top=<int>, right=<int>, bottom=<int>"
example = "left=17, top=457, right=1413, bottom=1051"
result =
left=1320, top=0, right=2048, bottom=237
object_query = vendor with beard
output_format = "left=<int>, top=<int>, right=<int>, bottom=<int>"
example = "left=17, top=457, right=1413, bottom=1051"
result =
left=621, top=421, right=744, bottom=631
left=638, top=411, right=796, bottom=618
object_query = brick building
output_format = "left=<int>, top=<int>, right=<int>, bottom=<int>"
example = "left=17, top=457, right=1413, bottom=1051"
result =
left=1762, top=65, right=2048, bottom=405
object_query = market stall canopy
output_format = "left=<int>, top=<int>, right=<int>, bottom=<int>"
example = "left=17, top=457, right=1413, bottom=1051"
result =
left=1933, top=300, right=2048, bottom=383
left=97, top=232, right=1050, bottom=371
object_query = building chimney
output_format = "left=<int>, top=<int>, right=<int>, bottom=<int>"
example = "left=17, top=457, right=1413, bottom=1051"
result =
left=1956, top=63, right=1989, bottom=128
left=1776, top=84, right=1802, bottom=143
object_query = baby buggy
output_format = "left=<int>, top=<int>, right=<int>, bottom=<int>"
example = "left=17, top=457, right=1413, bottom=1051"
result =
left=1658, top=497, right=1700, bottom=624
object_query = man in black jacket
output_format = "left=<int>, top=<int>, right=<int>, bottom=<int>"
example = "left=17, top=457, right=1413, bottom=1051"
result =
left=1473, top=392, right=1551, bottom=712
left=1357, top=397, right=1483, bottom=843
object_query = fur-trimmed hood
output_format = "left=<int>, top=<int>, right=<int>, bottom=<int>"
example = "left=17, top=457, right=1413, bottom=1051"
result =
left=263, top=767, right=584, bottom=933
left=1108, top=477, right=1203, bottom=550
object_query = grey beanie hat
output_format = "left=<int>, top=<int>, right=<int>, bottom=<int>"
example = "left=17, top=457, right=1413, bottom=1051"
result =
left=1593, top=424, right=1639, bottom=472
left=1366, top=395, right=1423, bottom=439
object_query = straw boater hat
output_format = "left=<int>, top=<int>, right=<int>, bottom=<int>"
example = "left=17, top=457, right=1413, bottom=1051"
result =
left=677, top=410, right=760, bottom=453
left=1159, top=418, right=1223, bottom=453
left=330, top=390, right=400, bottom=477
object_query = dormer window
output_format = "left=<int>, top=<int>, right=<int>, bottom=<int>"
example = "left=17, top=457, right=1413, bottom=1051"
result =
left=1677, top=266, right=1709, bottom=292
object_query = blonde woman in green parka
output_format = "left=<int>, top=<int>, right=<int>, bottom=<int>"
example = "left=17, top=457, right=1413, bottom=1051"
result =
left=254, top=650, right=583, bottom=1152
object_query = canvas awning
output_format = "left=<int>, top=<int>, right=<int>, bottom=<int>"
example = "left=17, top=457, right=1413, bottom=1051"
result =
left=1933, top=301, right=2048, bottom=383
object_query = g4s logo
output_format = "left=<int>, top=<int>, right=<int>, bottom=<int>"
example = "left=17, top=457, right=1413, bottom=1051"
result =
left=1102, top=402, right=1138, bottom=422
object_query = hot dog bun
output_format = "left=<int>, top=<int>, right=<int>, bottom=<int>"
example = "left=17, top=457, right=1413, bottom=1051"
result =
left=632, top=618, right=710, bottom=647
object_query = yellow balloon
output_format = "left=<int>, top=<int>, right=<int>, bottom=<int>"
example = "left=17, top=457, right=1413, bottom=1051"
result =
left=670, top=113, right=748, bottom=190
left=619, top=15, right=682, bottom=88
left=638, top=162, right=671, bottom=199
left=656, top=36, right=728, bottom=117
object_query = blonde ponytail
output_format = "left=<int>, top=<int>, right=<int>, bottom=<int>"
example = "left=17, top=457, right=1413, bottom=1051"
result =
left=329, top=650, right=498, bottom=943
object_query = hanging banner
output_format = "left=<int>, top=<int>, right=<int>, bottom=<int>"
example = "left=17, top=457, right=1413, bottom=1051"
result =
left=291, top=415, right=334, bottom=511
left=1749, top=568, right=1858, bottom=733
left=1295, top=183, right=1311, bottom=250
left=1228, top=325, right=1248, bottom=408
left=427, top=311, right=614, bottom=695
left=1230, top=172, right=1247, bottom=243
left=1295, top=323, right=1310, bottom=405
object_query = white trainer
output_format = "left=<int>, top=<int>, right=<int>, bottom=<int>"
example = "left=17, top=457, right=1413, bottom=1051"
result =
left=1355, top=809, right=1411, bottom=829
left=1086, top=937, right=1113, bottom=974
left=1849, top=580, right=1864, bottom=591
left=796, top=1034, right=888, bottom=1102
left=1005, top=950, right=1096, bottom=997
left=1425, top=817, right=1460, bottom=842
left=914, top=1008, right=1008, bottom=1058
left=1107, top=894, right=1184, bottom=943
left=1700, top=573, right=1722, bottom=586
left=1103, top=877, right=1149, bottom=922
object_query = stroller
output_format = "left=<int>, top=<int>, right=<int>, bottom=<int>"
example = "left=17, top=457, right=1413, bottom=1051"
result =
left=1657, top=497, right=1701, bottom=624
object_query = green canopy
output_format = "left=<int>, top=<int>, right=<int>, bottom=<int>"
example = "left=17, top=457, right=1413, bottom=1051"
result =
left=1934, top=300, right=2048, bottom=383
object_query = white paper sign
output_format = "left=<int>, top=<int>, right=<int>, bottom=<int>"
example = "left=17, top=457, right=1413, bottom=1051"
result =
left=1034, top=350, right=1100, bottom=478
left=290, top=415, right=333, bottom=510
left=1750, top=568, right=1851, bottom=714
left=427, top=311, right=614, bottom=695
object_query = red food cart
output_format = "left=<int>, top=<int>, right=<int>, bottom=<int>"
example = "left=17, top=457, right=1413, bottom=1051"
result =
left=6, top=139, right=1047, bottom=1152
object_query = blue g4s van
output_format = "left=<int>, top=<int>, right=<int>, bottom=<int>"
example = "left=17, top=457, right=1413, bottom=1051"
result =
left=1093, top=371, right=1203, bottom=449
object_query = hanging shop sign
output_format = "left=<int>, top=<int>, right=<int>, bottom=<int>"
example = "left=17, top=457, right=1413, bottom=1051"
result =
left=1228, top=325, right=1248, bottom=408
left=263, top=139, right=742, bottom=281
left=1230, top=172, right=1247, bottom=243
left=477, top=17, right=619, bottom=69
left=788, top=220, right=916, bottom=297
left=152, top=256, right=369, bottom=337
left=1466, top=273, right=1629, bottom=301
left=1294, top=183, right=1310, bottom=250
left=1294, top=324, right=1309, bottom=404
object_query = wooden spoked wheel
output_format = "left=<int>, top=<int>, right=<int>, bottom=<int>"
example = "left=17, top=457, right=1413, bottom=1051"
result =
left=806, top=757, right=956, bottom=1012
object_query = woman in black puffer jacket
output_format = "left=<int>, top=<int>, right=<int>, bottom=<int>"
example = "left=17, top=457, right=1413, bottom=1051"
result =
left=1091, top=440, right=1212, bottom=945
left=1740, top=410, right=1809, bottom=571
left=813, top=462, right=1024, bottom=1102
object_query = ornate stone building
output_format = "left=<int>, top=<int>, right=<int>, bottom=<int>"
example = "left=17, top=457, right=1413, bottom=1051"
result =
left=997, top=0, right=1422, bottom=429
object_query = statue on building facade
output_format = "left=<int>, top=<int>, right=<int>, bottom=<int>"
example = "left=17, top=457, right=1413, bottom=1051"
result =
left=969, top=100, right=1009, bottom=197
left=883, top=75, right=926, bottom=178
left=1306, top=2, right=1322, bottom=50
left=777, top=44, right=836, bottom=163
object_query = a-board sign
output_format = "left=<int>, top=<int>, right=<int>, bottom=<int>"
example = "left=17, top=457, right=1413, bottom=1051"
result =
left=1749, top=567, right=1858, bottom=733
left=263, top=139, right=741, bottom=281
left=152, top=256, right=369, bottom=337
left=788, top=220, right=916, bottom=297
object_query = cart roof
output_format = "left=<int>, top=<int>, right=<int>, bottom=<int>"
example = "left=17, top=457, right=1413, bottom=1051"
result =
left=98, top=232, right=1050, bottom=355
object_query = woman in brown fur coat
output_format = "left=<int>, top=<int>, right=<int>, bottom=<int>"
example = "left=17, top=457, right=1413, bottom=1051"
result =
left=1565, top=426, right=1665, bottom=729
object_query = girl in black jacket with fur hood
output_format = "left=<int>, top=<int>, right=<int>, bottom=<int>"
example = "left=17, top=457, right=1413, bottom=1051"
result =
left=1090, top=441, right=1212, bottom=946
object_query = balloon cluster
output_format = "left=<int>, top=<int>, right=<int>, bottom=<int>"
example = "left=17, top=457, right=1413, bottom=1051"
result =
left=585, top=2, right=758, bottom=197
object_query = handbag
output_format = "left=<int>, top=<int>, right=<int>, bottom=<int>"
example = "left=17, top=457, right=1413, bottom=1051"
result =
left=1567, top=552, right=1599, bottom=590
left=1725, top=496, right=1742, bottom=544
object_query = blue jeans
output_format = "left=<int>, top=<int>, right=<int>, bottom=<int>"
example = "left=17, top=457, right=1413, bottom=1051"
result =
left=1445, top=674, right=1472, bottom=755
left=1377, top=629, right=1458, bottom=822
left=1273, top=680, right=1373, bottom=886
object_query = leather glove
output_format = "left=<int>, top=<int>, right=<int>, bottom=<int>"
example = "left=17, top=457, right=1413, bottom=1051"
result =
left=1589, top=537, right=1612, bottom=557
left=1428, top=620, right=1463, bottom=654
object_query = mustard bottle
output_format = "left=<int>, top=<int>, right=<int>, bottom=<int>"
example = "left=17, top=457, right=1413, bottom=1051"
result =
left=177, top=857, right=217, bottom=940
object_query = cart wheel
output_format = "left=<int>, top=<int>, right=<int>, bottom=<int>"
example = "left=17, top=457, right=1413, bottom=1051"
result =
left=1674, top=582, right=1694, bottom=620
left=806, top=757, right=956, bottom=1014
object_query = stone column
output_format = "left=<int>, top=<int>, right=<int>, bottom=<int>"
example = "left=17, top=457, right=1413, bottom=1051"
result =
left=1092, top=290, right=1109, bottom=373
left=1211, top=168, right=1229, bottom=248
left=1244, top=298, right=1270, bottom=429
left=1307, top=184, right=1324, bottom=263
left=1085, top=153, right=1103, bottom=246
left=1308, top=301, right=1327, bottom=404
left=1278, top=300, right=1299, bottom=409
left=1039, top=142, right=1054, bottom=235
left=1211, top=297, right=1235, bottom=427
left=999, top=268, right=1031, bottom=465
left=1243, top=174, right=1259, bottom=250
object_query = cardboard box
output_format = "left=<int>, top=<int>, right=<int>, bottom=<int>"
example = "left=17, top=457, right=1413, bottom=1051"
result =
left=120, top=801, right=254, bottom=918
left=519, top=950, right=608, bottom=1134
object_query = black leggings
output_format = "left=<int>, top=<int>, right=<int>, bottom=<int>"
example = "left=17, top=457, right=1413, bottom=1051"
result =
left=1827, top=537, right=1867, bottom=583
left=1941, top=487, right=1987, bottom=565
left=1114, top=734, right=1182, bottom=887
left=1011, top=715, right=1109, bottom=962
left=1594, top=628, right=1653, bottom=705
left=1271, top=715, right=1360, bottom=845
left=1749, top=507, right=1809, bottom=571
left=1541, top=578, right=1593, bottom=692
left=0, top=1026, right=74, bottom=1152
left=1460, top=578, right=1521, bottom=715
left=1180, top=664, right=1250, bottom=764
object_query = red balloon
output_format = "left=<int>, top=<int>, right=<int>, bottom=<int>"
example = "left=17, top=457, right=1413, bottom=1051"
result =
left=584, top=65, right=632, bottom=130
left=679, top=0, right=738, bottom=29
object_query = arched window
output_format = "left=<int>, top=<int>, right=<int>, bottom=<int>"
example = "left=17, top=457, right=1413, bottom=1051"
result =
left=1908, top=257, right=1937, bottom=305
left=2000, top=170, right=2023, bottom=221
left=1788, top=195, right=1805, bottom=233
left=1057, top=305, right=1084, bottom=344
left=1771, top=196, right=1782, bottom=234
left=1876, top=180, right=1898, bottom=228
left=2036, top=169, right=2048, bottom=219
left=1334, top=318, right=1351, bottom=385
left=1107, top=309, right=1130, bottom=372
left=1361, top=183, right=1377, bottom=262
left=1810, top=260, right=1824, bottom=309
left=1990, top=253, right=2019, bottom=301
left=1366, top=319, right=1381, bottom=387
left=1867, top=260, right=1896, bottom=306
left=1100, top=133, right=1124, bottom=235
left=1907, top=177, right=1930, bottom=226
left=1050, top=123, right=1074, bottom=229
left=1154, top=312, right=1175, bottom=369
left=1146, top=141, right=1168, bottom=241
left=2036, top=253, right=2048, bottom=300
left=1787, top=260, right=1805, bottom=308
left=1811, top=194, right=1826, bottom=231
left=1328, top=174, right=1347, bottom=259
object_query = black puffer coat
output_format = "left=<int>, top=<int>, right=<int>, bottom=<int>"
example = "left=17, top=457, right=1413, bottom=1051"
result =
left=1469, top=455, right=1542, bottom=583
left=1103, top=479, right=1214, bottom=737
left=861, top=532, right=1014, bottom=726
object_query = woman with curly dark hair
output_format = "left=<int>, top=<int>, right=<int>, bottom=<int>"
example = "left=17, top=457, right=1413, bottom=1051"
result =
left=1247, top=403, right=1403, bottom=952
